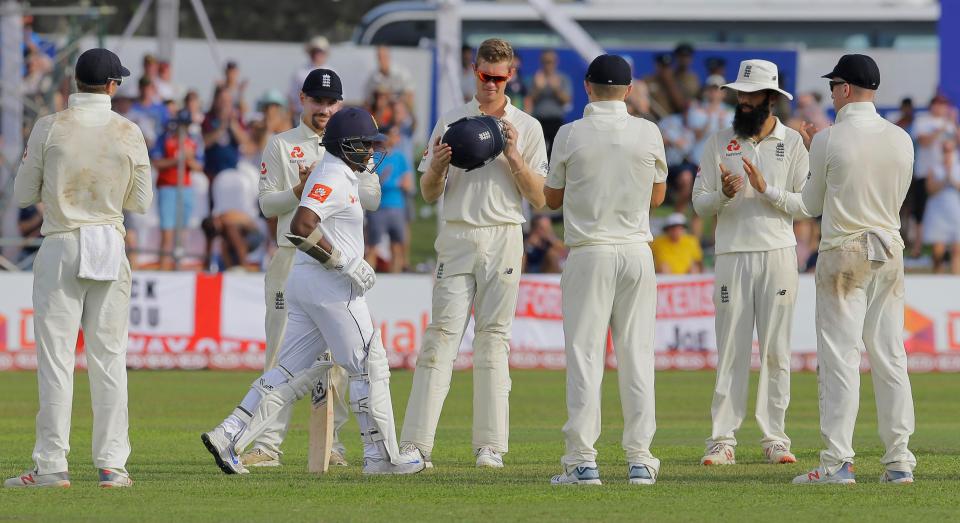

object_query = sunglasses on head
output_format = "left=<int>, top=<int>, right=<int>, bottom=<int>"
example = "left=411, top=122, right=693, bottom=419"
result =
left=828, top=80, right=848, bottom=90
left=476, top=70, right=510, bottom=84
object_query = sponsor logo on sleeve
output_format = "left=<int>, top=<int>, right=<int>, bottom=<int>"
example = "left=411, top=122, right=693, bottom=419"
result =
left=307, top=183, right=334, bottom=203
left=260, top=162, right=267, bottom=176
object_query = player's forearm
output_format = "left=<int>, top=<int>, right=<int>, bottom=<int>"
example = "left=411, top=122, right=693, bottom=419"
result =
left=420, top=166, right=446, bottom=203
left=692, top=190, right=728, bottom=217
left=259, top=189, right=300, bottom=218
left=514, top=165, right=546, bottom=209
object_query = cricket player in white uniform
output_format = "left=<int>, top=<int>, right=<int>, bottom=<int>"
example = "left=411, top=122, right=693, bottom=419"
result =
left=544, top=55, right=667, bottom=486
left=244, top=69, right=381, bottom=468
left=6, top=49, right=152, bottom=489
left=744, top=55, right=916, bottom=484
left=692, top=60, right=809, bottom=466
left=400, top=38, right=548, bottom=468
left=201, top=107, right=423, bottom=476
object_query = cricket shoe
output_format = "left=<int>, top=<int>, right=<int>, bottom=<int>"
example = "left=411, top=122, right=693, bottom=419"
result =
left=98, top=468, right=133, bottom=488
left=792, top=462, right=856, bottom=484
left=241, top=447, right=281, bottom=467
left=201, top=427, right=249, bottom=475
left=4, top=469, right=70, bottom=488
left=362, top=449, right=426, bottom=475
left=764, top=443, right=797, bottom=464
left=880, top=469, right=914, bottom=484
left=628, top=463, right=658, bottom=485
left=329, top=449, right=348, bottom=467
left=475, top=447, right=504, bottom=468
left=400, top=443, right=432, bottom=469
left=551, top=463, right=602, bottom=485
left=701, top=443, right=736, bottom=465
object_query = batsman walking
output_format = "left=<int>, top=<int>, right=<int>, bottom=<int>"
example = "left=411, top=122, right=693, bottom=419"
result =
left=246, top=69, right=382, bottom=468
left=400, top=38, right=548, bottom=468
left=544, top=55, right=667, bottom=486
left=692, top=59, right=809, bottom=466
left=6, top=49, right=152, bottom=489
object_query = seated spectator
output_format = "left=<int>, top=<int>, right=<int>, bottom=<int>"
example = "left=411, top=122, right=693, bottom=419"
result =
left=923, top=138, right=960, bottom=274
left=365, top=125, right=413, bottom=273
left=524, top=215, right=565, bottom=274
left=210, top=160, right=263, bottom=271
left=18, top=203, right=43, bottom=265
left=152, top=111, right=204, bottom=270
left=651, top=213, right=703, bottom=274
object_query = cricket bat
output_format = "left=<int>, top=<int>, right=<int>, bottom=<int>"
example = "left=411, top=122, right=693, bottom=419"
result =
left=308, top=353, right=336, bottom=474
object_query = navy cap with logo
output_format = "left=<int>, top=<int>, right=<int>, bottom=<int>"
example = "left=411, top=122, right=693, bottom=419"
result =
left=585, top=54, right=632, bottom=86
left=302, top=68, right=343, bottom=100
left=75, top=48, right=130, bottom=86
left=822, top=54, right=880, bottom=90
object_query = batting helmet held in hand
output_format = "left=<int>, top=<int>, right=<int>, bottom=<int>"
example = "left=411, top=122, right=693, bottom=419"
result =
left=441, top=115, right=506, bottom=172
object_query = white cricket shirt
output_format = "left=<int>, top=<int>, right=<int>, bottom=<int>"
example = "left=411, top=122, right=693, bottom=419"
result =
left=770, top=102, right=914, bottom=252
left=296, top=152, right=364, bottom=269
left=419, top=97, right=548, bottom=227
left=14, top=93, right=153, bottom=236
left=692, top=118, right=809, bottom=255
left=546, top=100, right=668, bottom=247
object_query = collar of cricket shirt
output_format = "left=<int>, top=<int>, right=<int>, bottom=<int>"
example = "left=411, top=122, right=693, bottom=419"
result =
left=835, top=101, right=878, bottom=124
left=298, top=121, right=321, bottom=144
left=470, top=95, right=515, bottom=118
left=67, top=93, right=112, bottom=111
left=583, top=100, right=628, bottom=117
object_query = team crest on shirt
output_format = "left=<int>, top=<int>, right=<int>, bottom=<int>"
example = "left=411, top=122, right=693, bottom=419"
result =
left=307, top=183, right=333, bottom=203
left=349, top=194, right=358, bottom=205
left=776, top=142, right=785, bottom=161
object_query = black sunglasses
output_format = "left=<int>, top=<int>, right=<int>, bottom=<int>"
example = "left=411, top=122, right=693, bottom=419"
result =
left=828, top=80, right=848, bottom=90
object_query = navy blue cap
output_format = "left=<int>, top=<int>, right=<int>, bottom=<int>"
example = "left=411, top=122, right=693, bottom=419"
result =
left=321, top=107, right=385, bottom=147
left=585, top=54, right=632, bottom=86
left=75, top=48, right=130, bottom=86
left=302, top=68, right=343, bottom=100
left=822, top=54, right=880, bottom=90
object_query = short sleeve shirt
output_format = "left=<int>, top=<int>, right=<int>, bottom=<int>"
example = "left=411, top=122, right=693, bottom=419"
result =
left=295, top=152, right=364, bottom=267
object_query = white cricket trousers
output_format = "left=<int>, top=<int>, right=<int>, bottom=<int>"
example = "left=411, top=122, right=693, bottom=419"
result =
left=815, top=238, right=916, bottom=473
left=258, top=246, right=348, bottom=456
left=31, top=230, right=132, bottom=474
left=708, top=247, right=797, bottom=450
left=401, top=222, right=522, bottom=454
left=560, top=243, right=659, bottom=472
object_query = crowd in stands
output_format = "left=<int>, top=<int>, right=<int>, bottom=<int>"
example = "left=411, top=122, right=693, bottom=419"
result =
left=6, top=32, right=960, bottom=276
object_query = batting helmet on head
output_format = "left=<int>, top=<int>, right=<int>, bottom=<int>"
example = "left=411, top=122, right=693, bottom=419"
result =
left=441, top=115, right=506, bottom=172
left=321, top=107, right=386, bottom=171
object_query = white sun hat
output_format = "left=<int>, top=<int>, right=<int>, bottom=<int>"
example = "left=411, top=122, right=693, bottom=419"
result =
left=722, top=59, right=793, bottom=100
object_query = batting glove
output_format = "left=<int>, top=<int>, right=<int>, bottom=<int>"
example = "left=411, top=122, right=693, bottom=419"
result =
left=341, top=256, right=376, bottom=295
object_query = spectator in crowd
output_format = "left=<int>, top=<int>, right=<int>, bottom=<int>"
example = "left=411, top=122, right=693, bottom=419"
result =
left=365, top=45, right=414, bottom=108
left=787, top=92, right=832, bottom=138
left=707, top=56, right=739, bottom=107
left=131, top=76, right=167, bottom=149
left=289, top=36, right=334, bottom=117
left=644, top=53, right=686, bottom=119
left=17, top=203, right=43, bottom=264
left=794, top=218, right=820, bottom=273
left=524, top=215, right=565, bottom=274
left=626, top=79, right=657, bottom=122
left=688, top=74, right=734, bottom=163
left=369, top=84, right=395, bottom=128
left=506, top=51, right=528, bottom=110
left=889, top=97, right=916, bottom=133
left=183, top=90, right=206, bottom=137
left=923, top=138, right=960, bottom=274
left=651, top=213, right=703, bottom=274
left=154, top=60, right=178, bottom=102
left=365, top=125, right=413, bottom=273
left=461, top=44, right=477, bottom=102
left=909, top=93, right=958, bottom=257
left=673, top=43, right=701, bottom=103
left=209, top=142, right=263, bottom=271
left=219, top=61, right=249, bottom=117
left=152, top=111, right=204, bottom=270
left=202, top=86, right=249, bottom=179
left=143, top=54, right=160, bottom=84
left=660, top=111, right=695, bottom=169
left=256, top=90, right=292, bottom=138
left=529, top=49, right=572, bottom=153
left=390, top=98, right=417, bottom=168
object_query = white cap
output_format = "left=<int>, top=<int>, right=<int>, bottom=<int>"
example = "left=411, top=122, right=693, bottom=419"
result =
left=705, top=74, right=726, bottom=88
left=723, top=59, right=793, bottom=100
left=307, top=36, right=330, bottom=52
left=664, top=212, right=687, bottom=228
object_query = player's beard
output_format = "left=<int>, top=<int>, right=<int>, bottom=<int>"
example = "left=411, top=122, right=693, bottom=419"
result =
left=733, top=95, right=771, bottom=138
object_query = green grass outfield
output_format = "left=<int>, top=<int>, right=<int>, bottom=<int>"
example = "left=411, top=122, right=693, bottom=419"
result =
left=1, top=370, right=958, bottom=522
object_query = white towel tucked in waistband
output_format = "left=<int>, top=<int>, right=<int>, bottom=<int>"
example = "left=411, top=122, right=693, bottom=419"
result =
left=864, top=229, right=894, bottom=262
left=78, top=224, right=124, bottom=281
